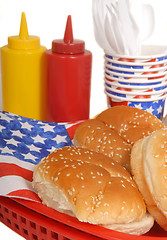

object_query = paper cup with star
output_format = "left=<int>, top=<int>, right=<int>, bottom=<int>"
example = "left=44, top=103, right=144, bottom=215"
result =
left=106, top=91, right=166, bottom=119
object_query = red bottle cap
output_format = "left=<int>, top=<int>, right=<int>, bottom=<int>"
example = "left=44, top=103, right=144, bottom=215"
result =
left=52, top=15, right=85, bottom=54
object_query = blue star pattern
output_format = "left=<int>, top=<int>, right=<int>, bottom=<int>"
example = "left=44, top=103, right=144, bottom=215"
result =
left=106, top=89, right=165, bottom=119
left=128, top=99, right=165, bottom=119
left=0, top=111, right=73, bottom=165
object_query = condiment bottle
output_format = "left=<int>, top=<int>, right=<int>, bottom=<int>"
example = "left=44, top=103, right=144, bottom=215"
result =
left=45, top=15, right=92, bottom=123
left=1, top=12, right=46, bottom=120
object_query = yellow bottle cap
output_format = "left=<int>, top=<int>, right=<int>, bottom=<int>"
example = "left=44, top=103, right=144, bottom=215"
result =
left=8, top=12, right=40, bottom=50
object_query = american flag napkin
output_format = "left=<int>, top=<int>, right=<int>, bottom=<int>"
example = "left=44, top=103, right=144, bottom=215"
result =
left=0, top=111, right=83, bottom=202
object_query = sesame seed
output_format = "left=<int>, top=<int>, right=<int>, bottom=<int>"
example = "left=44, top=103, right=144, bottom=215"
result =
left=105, top=203, right=110, bottom=207
left=104, top=212, right=109, bottom=216
left=68, top=190, right=72, bottom=196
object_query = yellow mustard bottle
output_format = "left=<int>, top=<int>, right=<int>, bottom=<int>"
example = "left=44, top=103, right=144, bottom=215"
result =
left=1, top=12, right=46, bottom=120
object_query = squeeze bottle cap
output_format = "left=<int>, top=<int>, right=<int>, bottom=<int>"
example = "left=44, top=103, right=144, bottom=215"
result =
left=8, top=12, right=40, bottom=50
left=52, top=15, right=85, bottom=54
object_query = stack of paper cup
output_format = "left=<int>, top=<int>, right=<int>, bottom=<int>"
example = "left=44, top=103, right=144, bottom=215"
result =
left=104, top=45, right=167, bottom=119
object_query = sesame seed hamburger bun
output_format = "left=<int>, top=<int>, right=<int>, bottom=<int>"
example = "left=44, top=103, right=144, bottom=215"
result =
left=73, top=106, right=164, bottom=171
left=130, top=129, right=167, bottom=231
left=33, top=146, right=154, bottom=235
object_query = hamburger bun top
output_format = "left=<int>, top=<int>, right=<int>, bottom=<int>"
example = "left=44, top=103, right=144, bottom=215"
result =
left=33, top=146, right=147, bottom=226
left=74, top=106, right=164, bottom=170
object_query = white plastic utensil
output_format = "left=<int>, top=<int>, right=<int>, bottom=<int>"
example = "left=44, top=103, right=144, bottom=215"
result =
left=138, top=4, right=155, bottom=41
left=104, top=13, right=118, bottom=54
left=92, top=0, right=111, bottom=51
left=92, top=0, right=155, bottom=56
left=117, top=0, right=140, bottom=55
left=105, top=1, right=129, bottom=54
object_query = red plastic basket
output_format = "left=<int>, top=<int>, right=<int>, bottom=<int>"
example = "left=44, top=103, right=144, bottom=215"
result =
left=0, top=196, right=167, bottom=240
left=0, top=196, right=101, bottom=240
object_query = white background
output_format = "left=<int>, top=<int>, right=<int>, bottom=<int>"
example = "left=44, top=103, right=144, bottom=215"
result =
left=0, top=0, right=167, bottom=239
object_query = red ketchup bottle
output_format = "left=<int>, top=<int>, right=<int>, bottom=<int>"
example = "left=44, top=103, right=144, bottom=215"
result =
left=45, top=15, right=92, bottom=123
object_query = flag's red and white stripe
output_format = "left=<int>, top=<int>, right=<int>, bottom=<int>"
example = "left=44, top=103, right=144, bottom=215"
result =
left=0, top=155, right=40, bottom=202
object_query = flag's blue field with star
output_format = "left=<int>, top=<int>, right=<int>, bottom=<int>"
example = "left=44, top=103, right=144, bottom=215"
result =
left=0, top=111, right=73, bottom=165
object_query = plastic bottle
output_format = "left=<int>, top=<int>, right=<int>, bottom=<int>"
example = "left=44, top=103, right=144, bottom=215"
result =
left=1, top=12, right=46, bottom=120
left=45, top=15, right=92, bottom=123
